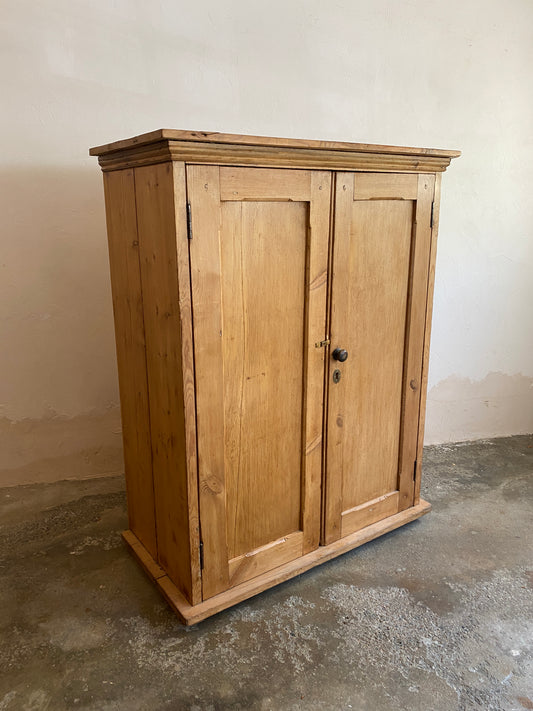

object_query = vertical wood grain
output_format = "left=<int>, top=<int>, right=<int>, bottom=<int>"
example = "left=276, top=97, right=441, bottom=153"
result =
left=103, top=169, right=157, bottom=559
left=414, top=173, right=442, bottom=504
left=301, top=171, right=332, bottom=554
left=135, top=162, right=194, bottom=601
left=187, top=165, right=230, bottom=599
left=323, top=173, right=354, bottom=544
left=172, top=162, right=202, bottom=604
left=398, top=174, right=435, bottom=510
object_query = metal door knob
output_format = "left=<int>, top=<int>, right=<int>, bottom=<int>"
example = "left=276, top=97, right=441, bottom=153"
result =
left=332, top=348, right=348, bottom=362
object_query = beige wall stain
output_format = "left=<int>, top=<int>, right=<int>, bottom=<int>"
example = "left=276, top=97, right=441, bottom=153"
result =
left=425, top=372, right=533, bottom=445
left=0, top=408, right=124, bottom=487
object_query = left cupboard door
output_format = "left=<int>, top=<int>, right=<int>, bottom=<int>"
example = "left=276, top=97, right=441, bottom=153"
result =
left=188, top=166, right=331, bottom=600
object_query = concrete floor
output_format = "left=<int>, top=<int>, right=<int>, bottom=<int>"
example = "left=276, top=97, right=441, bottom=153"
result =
left=1, top=436, right=532, bottom=711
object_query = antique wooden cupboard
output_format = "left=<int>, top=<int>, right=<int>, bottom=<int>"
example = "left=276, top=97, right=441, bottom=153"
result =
left=90, top=130, right=459, bottom=624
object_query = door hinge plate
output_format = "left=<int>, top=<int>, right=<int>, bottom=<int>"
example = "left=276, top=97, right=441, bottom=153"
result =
left=413, top=460, right=418, bottom=483
left=199, top=540, right=204, bottom=570
left=430, top=201, right=435, bottom=229
left=186, top=202, right=193, bottom=240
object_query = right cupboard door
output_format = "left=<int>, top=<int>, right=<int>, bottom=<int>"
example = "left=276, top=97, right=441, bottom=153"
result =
left=324, top=172, right=435, bottom=544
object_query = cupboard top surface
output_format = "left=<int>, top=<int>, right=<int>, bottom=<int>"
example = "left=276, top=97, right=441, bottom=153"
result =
left=90, top=128, right=461, bottom=160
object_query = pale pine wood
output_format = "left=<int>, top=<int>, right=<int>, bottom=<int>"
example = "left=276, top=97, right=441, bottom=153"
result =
left=228, top=531, right=304, bottom=587
left=123, top=500, right=431, bottom=625
left=171, top=163, right=202, bottom=604
left=322, top=173, right=354, bottom=545
left=94, top=129, right=458, bottom=623
left=302, top=171, right=332, bottom=554
left=90, top=128, right=461, bottom=159
left=94, top=141, right=456, bottom=174
left=414, top=173, right=442, bottom=505
left=134, top=162, right=195, bottom=601
left=221, top=199, right=305, bottom=556
left=219, top=167, right=311, bottom=201
left=325, top=174, right=414, bottom=542
left=340, top=492, right=400, bottom=538
left=188, top=166, right=329, bottom=599
left=187, top=165, right=230, bottom=600
left=353, top=173, right=418, bottom=200
left=397, top=174, right=435, bottom=511
left=102, top=169, right=157, bottom=559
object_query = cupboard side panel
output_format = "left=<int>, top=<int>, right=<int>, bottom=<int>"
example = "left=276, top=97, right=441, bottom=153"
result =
left=398, top=174, right=435, bottom=510
left=102, top=169, right=157, bottom=559
left=134, top=162, right=194, bottom=601
left=172, top=162, right=201, bottom=604
left=187, top=165, right=230, bottom=600
left=415, top=173, right=442, bottom=504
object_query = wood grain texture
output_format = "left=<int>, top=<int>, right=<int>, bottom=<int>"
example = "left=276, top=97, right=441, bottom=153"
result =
left=90, top=128, right=461, bottom=159
left=123, top=500, right=432, bottom=625
left=414, top=173, right=442, bottom=505
left=134, top=162, right=194, bottom=601
left=302, top=171, right=332, bottom=554
left=95, top=141, right=456, bottom=174
left=353, top=173, right=418, bottom=200
left=397, top=174, right=435, bottom=511
left=228, top=531, right=303, bottom=588
left=221, top=199, right=305, bottom=557
left=325, top=174, right=414, bottom=542
left=187, top=165, right=230, bottom=600
left=103, top=169, right=157, bottom=559
left=188, top=166, right=329, bottom=598
left=219, top=167, right=311, bottom=201
left=340, top=492, right=400, bottom=538
left=171, top=162, right=201, bottom=604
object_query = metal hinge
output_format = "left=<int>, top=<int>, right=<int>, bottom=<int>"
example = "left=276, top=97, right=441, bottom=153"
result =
left=413, top=460, right=418, bottom=483
left=430, top=202, right=435, bottom=229
left=199, top=540, right=204, bottom=570
left=186, top=202, right=193, bottom=240
left=315, top=339, right=331, bottom=349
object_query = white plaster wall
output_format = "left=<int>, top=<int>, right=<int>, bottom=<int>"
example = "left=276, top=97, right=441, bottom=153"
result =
left=1, top=0, right=532, bottom=483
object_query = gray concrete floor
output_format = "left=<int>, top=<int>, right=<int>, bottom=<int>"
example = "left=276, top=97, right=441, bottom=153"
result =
left=1, top=436, right=532, bottom=711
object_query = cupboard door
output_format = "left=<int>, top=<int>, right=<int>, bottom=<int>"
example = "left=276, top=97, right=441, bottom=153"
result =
left=188, top=166, right=331, bottom=599
left=324, top=173, right=435, bottom=543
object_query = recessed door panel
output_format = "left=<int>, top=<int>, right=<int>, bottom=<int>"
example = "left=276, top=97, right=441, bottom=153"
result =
left=324, top=172, right=435, bottom=543
left=188, top=167, right=331, bottom=598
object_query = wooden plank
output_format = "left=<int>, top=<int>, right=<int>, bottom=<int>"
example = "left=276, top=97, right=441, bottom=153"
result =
left=122, top=530, right=165, bottom=580
left=124, top=500, right=432, bottom=626
left=228, top=532, right=303, bottom=587
left=96, top=141, right=455, bottom=174
left=353, top=173, right=418, bottom=200
left=171, top=163, right=202, bottom=605
left=415, top=173, right=442, bottom=504
left=323, top=173, right=354, bottom=544
left=187, top=165, right=230, bottom=599
left=219, top=167, right=311, bottom=201
left=102, top=169, right=157, bottom=560
left=340, top=198, right=413, bottom=509
left=90, top=128, right=461, bottom=160
left=398, top=174, right=436, bottom=511
left=220, top=199, right=306, bottom=559
left=340, top=492, right=400, bottom=538
left=302, top=171, right=332, bottom=554
left=134, top=162, right=194, bottom=601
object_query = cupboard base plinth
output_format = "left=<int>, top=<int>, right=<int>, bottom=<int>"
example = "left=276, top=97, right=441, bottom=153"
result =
left=122, top=498, right=431, bottom=626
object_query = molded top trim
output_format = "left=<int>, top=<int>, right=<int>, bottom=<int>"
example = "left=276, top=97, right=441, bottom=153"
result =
left=89, top=128, right=461, bottom=159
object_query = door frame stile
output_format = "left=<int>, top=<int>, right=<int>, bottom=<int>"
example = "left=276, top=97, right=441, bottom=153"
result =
left=397, top=174, right=436, bottom=511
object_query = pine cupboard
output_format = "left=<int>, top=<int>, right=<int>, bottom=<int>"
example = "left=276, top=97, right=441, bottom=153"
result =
left=90, top=130, right=460, bottom=625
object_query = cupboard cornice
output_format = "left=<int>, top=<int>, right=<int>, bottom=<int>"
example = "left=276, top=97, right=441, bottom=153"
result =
left=90, top=130, right=460, bottom=173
